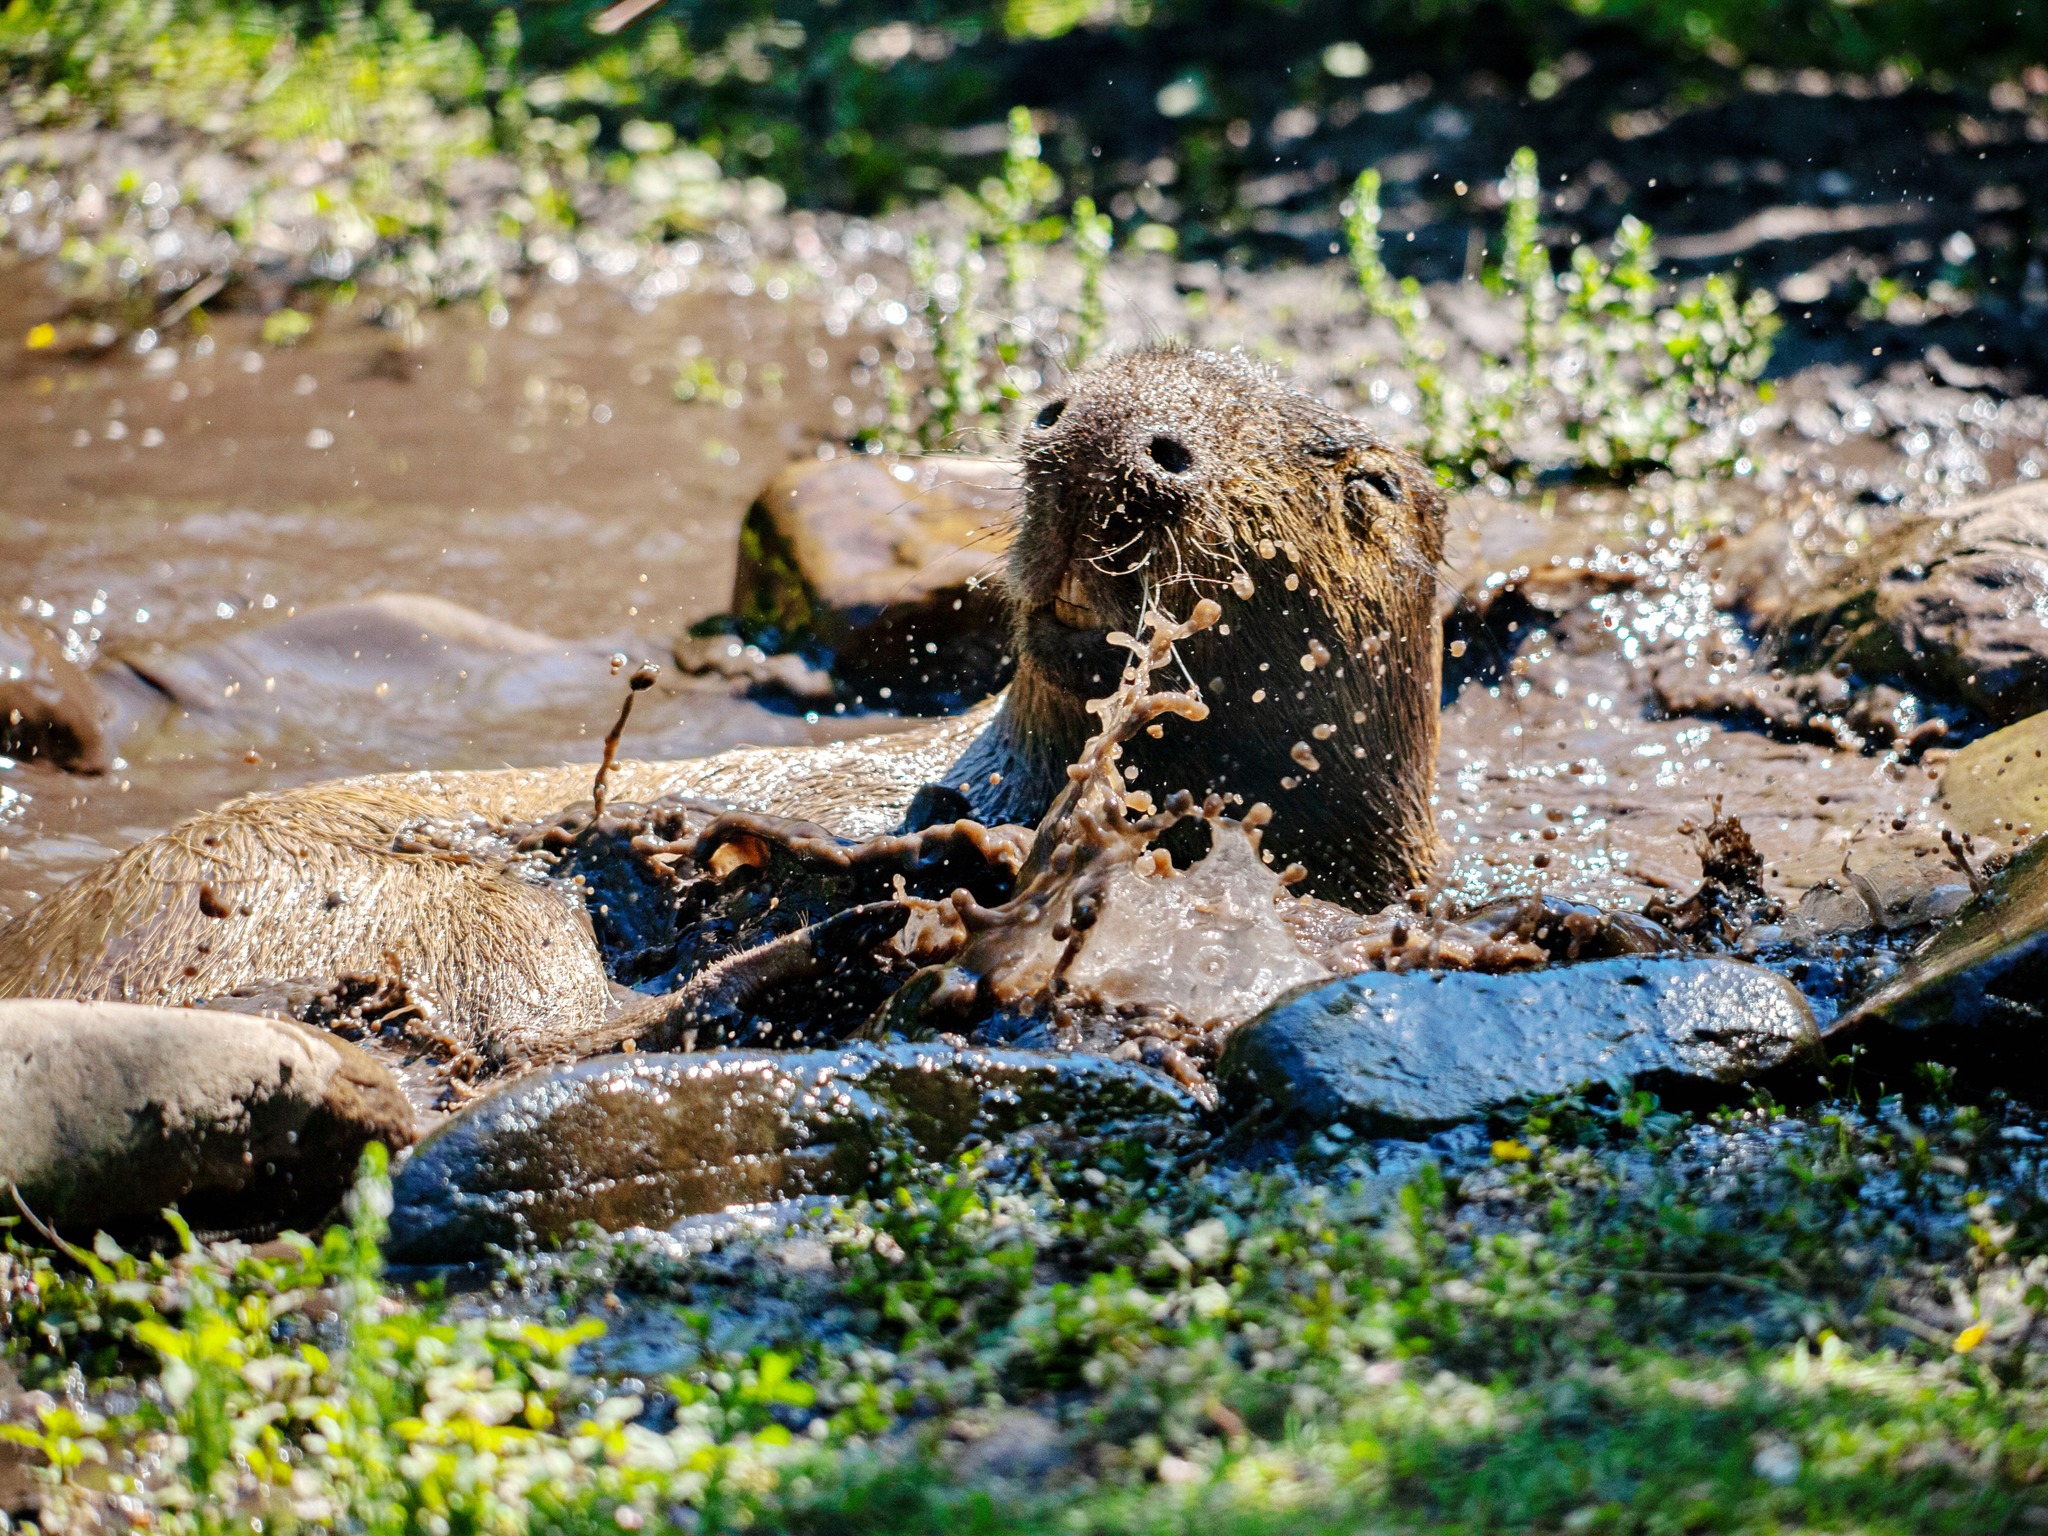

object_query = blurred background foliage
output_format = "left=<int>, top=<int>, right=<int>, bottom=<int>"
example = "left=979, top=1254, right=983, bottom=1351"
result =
left=6, top=0, right=2044, bottom=225
left=438, top=0, right=2047, bottom=214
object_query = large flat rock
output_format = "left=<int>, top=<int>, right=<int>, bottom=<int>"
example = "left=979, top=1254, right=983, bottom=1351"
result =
left=387, top=1043, right=1190, bottom=1262
left=1217, top=958, right=1819, bottom=1137
left=1769, top=479, right=2048, bottom=727
left=0, top=999, right=414, bottom=1236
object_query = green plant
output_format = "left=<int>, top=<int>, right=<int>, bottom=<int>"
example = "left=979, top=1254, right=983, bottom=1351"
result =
left=877, top=106, right=1115, bottom=452
left=13, top=1086, right=2048, bottom=1532
left=1348, top=147, right=1780, bottom=484
left=1069, top=193, right=1113, bottom=368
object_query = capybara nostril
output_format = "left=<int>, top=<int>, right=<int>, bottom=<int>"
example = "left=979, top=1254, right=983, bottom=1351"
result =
left=1034, top=398, right=1067, bottom=428
left=1148, top=435, right=1193, bottom=473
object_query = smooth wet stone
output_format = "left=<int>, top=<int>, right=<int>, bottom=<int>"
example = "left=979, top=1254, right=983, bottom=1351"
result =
left=1773, top=838, right=1976, bottom=937
left=729, top=453, right=1017, bottom=709
left=0, top=999, right=415, bottom=1235
left=0, top=615, right=109, bottom=773
left=386, top=1043, right=1190, bottom=1262
left=1941, top=710, right=2048, bottom=846
left=1830, top=833, right=2048, bottom=1076
left=1216, top=959, right=1819, bottom=1137
left=1769, top=480, right=2048, bottom=726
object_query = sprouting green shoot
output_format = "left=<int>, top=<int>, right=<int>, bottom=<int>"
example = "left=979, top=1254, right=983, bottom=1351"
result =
left=1069, top=193, right=1112, bottom=367
left=1499, top=145, right=1551, bottom=392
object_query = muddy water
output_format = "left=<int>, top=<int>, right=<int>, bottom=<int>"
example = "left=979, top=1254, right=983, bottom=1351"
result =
left=0, top=260, right=891, bottom=920
left=4, top=246, right=2043, bottom=996
left=1430, top=504, right=1961, bottom=919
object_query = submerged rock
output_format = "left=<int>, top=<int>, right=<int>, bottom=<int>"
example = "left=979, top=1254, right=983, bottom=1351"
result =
left=1216, top=958, right=1819, bottom=1137
left=109, top=593, right=595, bottom=715
left=1830, top=832, right=2048, bottom=1081
left=1, top=615, right=109, bottom=773
left=728, top=453, right=1017, bottom=709
left=0, top=999, right=414, bottom=1236
left=386, top=1043, right=1190, bottom=1261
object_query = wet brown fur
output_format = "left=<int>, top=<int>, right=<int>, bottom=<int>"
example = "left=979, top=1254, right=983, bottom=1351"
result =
left=948, top=346, right=1446, bottom=905
left=0, top=712, right=988, bottom=1052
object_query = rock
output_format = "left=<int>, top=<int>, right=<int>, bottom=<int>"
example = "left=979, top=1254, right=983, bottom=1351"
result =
left=1940, top=709, right=2048, bottom=846
left=0, top=999, right=414, bottom=1236
left=949, top=1408, right=1073, bottom=1484
left=0, top=616, right=109, bottom=773
left=108, top=592, right=609, bottom=721
left=671, top=634, right=833, bottom=701
left=1769, top=834, right=1977, bottom=938
left=1829, top=832, right=2048, bottom=1082
left=1216, top=958, right=1819, bottom=1137
left=386, top=1043, right=1190, bottom=1261
left=1768, top=479, right=2048, bottom=727
left=729, top=453, right=1017, bottom=710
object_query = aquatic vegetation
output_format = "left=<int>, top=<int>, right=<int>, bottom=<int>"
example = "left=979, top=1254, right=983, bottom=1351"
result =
left=1347, top=147, right=1780, bottom=484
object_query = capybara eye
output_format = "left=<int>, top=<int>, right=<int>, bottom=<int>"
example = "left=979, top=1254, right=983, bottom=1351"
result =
left=1348, top=467, right=1403, bottom=503
left=1034, top=399, right=1067, bottom=429
left=1148, top=435, right=1193, bottom=473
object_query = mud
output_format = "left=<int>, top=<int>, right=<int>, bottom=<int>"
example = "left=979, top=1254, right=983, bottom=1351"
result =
left=6, top=223, right=2048, bottom=1061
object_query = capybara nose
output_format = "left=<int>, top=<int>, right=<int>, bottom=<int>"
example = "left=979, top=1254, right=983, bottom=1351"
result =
left=1146, top=434, right=1193, bottom=473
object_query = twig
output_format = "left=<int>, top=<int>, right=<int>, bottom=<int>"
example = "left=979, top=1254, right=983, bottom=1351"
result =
left=592, top=660, right=660, bottom=819
left=7, top=1182, right=92, bottom=1266
left=1942, top=827, right=1989, bottom=899
left=155, top=272, right=228, bottom=332
left=590, top=0, right=665, bottom=34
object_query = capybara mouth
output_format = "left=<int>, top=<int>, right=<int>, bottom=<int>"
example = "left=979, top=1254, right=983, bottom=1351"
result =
left=1051, top=568, right=1103, bottom=630
left=1020, top=602, right=1123, bottom=698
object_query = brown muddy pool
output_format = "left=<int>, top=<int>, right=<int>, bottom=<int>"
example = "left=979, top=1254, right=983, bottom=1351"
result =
left=0, top=259, right=894, bottom=920
left=3, top=249, right=2043, bottom=1021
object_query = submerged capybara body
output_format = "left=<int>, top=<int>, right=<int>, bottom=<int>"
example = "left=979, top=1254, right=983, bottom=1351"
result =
left=0, top=347, right=1445, bottom=1057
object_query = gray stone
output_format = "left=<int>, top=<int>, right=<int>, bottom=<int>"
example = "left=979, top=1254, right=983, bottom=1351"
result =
left=0, top=999, right=415, bottom=1236
left=1769, top=480, right=2048, bottom=727
left=949, top=1408, right=1073, bottom=1484
left=1216, top=959, right=1819, bottom=1137
left=729, top=453, right=1017, bottom=709
left=386, top=1043, right=1191, bottom=1262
